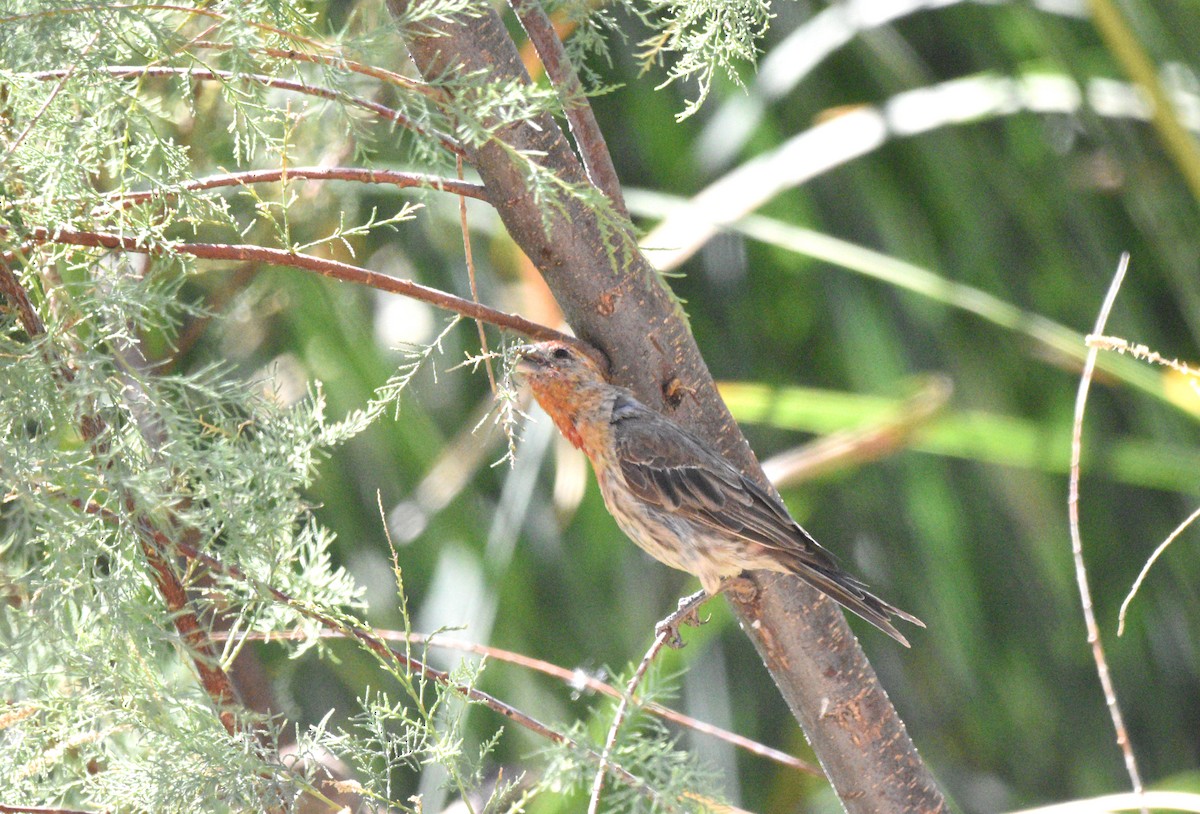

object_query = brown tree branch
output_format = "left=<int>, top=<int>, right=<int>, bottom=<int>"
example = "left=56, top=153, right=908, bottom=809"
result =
left=10, top=227, right=578, bottom=347
left=130, top=513, right=241, bottom=736
left=386, top=3, right=945, bottom=811
left=0, top=256, right=46, bottom=337
left=215, top=627, right=820, bottom=776
left=24, top=66, right=462, bottom=157
left=0, top=31, right=99, bottom=165
left=101, top=167, right=486, bottom=207
left=589, top=619, right=676, bottom=814
left=2, top=4, right=330, bottom=58
left=507, top=0, right=626, bottom=216
left=183, top=39, right=438, bottom=98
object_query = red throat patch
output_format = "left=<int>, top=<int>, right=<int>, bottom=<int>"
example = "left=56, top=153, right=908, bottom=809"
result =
left=552, top=413, right=584, bottom=450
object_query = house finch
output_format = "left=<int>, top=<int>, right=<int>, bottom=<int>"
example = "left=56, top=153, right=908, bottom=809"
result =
left=517, top=340, right=923, bottom=646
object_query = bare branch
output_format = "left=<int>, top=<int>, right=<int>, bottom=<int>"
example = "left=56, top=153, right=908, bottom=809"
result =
left=589, top=622, right=675, bottom=814
left=1118, top=504, right=1200, bottom=635
left=100, top=167, right=486, bottom=208
left=184, top=39, right=437, bottom=97
left=1066, top=253, right=1146, bottom=810
left=11, top=227, right=576, bottom=346
left=216, top=626, right=821, bottom=776
left=508, top=0, right=626, bottom=215
left=458, top=155, right=497, bottom=390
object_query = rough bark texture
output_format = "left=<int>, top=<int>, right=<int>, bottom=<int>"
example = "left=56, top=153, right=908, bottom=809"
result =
left=387, top=4, right=947, bottom=811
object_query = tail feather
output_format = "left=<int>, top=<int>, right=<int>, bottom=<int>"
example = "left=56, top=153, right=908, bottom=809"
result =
left=793, top=564, right=924, bottom=648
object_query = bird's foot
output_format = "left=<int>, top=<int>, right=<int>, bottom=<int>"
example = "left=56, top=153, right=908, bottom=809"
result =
left=654, top=589, right=710, bottom=649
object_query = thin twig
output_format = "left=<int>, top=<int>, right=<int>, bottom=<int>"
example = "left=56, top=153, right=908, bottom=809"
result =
left=1067, top=252, right=1146, bottom=811
left=507, top=0, right=626, bottom=216
left=2, top=4, right=325, bottom=56
left=1, top=3, right=435, bottom=98
left=94, top=167, right=486, bottom=208
left=211, top=627, right=819, bottom=775
left=11, top=227, right=574, bottom=345
left=459, top=155, right=496, bottom=391
left=588, top=626, right=675, bottom=814
left=1118, top=504, right=1200, bottom=635
left=184, top=40, right=437, bottom=98
left=68, top=496, right=672, bottom=806
left=1087, top=334, right=1200, bottom=378
left=0, top=31, right=100, bottom=165
left=23, top=66, right=462, bottom=156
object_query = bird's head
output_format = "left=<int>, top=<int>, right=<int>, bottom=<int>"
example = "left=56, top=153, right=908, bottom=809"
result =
left=516, top=341, right=607, bottom=391
left=516, top=341, right=611, bottom=449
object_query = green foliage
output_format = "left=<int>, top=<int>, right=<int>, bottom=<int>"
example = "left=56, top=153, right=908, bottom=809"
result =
left=0, top=236, right=378, bottom=804
left=5, top=0, right=1200, bottom=812
left=630, top=0, right=772, bottom=119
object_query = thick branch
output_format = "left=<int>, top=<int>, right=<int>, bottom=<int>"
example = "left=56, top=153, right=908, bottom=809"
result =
left=387, top=4, right=945, bottom=811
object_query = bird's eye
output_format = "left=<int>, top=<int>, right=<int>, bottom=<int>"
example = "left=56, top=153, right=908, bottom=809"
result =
left=552, top=347, right=572, bottom=360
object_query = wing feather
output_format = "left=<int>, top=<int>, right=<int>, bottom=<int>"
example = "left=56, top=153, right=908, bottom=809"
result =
left=607, top=392, right=923, bottom=645
left=610, top=396, right=837, bottom=569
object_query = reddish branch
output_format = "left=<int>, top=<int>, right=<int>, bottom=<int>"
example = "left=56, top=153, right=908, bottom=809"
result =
left=217, top=627, right=820, bottom=776
left=104, top=166, right=486, bottom=206
left=131, top=516, right=239, bottom=734
left=25, top=66, right=462, bottom=157
left=0, top=260, right=241, bottom=737
left=70, top=498, right=669, bottom=808
left=184, top=40, right=438, bottom=98
left=508, top=0, right=626, bottom=216
left=7, top=4, right=439, bottom=102
left=9, top=227, right=577, bottom=347
left=0, top=257, right=46, bottom=337
left=3, top=4, right=322, bottom=54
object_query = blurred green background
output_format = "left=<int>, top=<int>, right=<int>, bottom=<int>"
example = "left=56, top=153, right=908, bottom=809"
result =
left=160, top=0, right=1200, bottom=811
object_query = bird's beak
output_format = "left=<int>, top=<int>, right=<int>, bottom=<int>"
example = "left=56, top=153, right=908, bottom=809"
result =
left=514, top=346, right=547, bottom=375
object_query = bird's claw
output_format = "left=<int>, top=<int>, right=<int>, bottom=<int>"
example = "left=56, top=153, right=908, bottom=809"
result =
left=654, top=589, right=710, bottom=649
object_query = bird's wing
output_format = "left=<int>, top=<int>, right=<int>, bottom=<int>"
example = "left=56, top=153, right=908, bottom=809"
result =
left=609, top=395, right=841, bottom=572
left=609, top=393, right=924, bottom=645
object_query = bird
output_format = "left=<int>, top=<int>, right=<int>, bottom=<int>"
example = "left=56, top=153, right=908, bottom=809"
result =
left=516, top=339, right=924, bottom=646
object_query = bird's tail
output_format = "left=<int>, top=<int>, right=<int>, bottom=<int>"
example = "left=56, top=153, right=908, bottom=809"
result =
left=788, top=560, right=924, bottom=647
